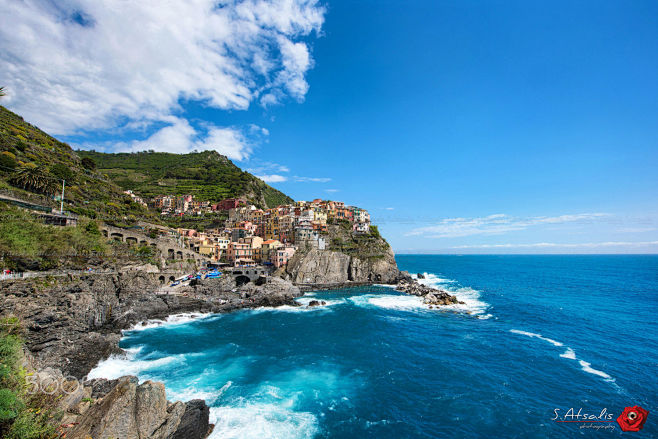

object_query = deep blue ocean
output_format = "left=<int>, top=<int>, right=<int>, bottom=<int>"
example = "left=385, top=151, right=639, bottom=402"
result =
left=89, top=255, right=658, bottom=438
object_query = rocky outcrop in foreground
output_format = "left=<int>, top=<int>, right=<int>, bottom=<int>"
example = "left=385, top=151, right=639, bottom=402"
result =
left=1, top=271, right=302, bottom=439
left=395, top=275, right=464, bottom=306
left=25, top=365, right=212, bottom=439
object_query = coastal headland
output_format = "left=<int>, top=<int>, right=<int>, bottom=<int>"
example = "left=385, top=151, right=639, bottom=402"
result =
left=0, top=104, right=459, bottom=438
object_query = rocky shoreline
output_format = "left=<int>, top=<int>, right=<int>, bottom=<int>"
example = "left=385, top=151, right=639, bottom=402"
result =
left=0, top=256, right=462, bottom=438
left=0, top=271, right=303, bottom=439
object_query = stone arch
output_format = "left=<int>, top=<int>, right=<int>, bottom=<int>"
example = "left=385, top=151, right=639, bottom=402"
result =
left=110, top=232, right=124, bottom=241
left=126, top=236, right=138, bottom=245
left=102, top=229, right=108, bottom=237
left=167, top=249, right=175, bottom=259
left=176, top=250, right=183, bottom=260
left=139, top=240, right=148, bottom=246
left=169, top=276, right=175, bottom=282
left=158, top=275, right=165, bottom=284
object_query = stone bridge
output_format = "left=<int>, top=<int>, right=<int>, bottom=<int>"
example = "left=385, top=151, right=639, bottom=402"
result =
left=100, top=225, right=209, bottom=264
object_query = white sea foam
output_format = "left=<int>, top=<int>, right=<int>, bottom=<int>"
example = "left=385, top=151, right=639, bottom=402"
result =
left=126, top=312, right=215, bottom=332
left=167, top=381, right=232, bottom=405
left=412, top=273, right=490, bottom=316
left=208, top=403, right=318, bottom=439
left=510, top=329, right=615, bottom=382
left=87, top=350, right=186, bottom=380
left=509, top=329, right=564, bottom=347
left=578, top=360, right=613, bottom=380
left=560, top=348, right=577, bottom=360
left=350, top=294, right=426, bottom=311
left=251, top=297, right=344, bottom=313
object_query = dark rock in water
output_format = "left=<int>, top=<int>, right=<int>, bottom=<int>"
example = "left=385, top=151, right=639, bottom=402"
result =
left=417, top=273, right=425, bottom=279
left=307, top=300, right=327, bottom=307
left=395, top=278, right=460, bottom=307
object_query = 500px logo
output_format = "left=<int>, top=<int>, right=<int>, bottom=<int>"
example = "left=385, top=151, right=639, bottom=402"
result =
left=25, top=374, right=82, bottom=395
left=552, top=406, right=650, bottom=432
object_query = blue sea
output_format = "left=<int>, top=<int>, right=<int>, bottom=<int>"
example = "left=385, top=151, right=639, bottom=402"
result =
left=89, top=255, right=658, bottom=438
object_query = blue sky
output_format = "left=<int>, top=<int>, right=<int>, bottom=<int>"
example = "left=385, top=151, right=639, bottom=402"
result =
left=1, top=1, right=657, bottom=253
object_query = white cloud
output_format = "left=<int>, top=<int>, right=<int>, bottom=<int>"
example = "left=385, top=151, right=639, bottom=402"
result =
left=325, top=188, right=339, bottom=193
left=256, top=174, right=288, bottom=183
left=294, top=176, right=331, bottom=182
left=247, top=161, right=290, bottom=174
left=407, top=213, right=609, bottom=238
left=0, top=0, right=325, bottom=135
left=113, top=117, right=256, bottom=160
left=385, top=207, right=395, bottom=211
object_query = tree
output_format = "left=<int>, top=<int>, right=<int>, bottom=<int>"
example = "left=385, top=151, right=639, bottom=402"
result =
left=9, top=166, right=59, bottom=195
left=50, top=163, right=74, bottom=183
left=0, top=87, right=5, bottom=98
left=81, top=157, right=96, bottom=170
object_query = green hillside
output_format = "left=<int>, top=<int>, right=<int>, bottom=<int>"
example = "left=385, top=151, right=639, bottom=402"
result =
left=0, top=104, right=294, bottom=268
left=0, top=105, right=153, bottom=223
left=76, top=150, right=294, bottom=209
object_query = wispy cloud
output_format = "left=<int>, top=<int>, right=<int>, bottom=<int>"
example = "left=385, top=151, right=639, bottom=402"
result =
left=407, top=213, right=610, bottom=238
left=617, top=227, right=657, bottom=233
left=294, top=176, right=332, bottom=183
left=256, top=174, right=288, bottom=183
left=247, top=162, right=290, bottom=174
left=325, top=189, right=339, bottom=193
left=451, top=241, right=658, bottom=249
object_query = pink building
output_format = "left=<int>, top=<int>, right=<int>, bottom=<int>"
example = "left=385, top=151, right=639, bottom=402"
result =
left=271, top=246, right=296, bottom=268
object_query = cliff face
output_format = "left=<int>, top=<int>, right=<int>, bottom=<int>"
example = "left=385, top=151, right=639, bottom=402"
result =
left=285, top=221, right=400, bottom=285
left=285, top=242, right=400, bottom=285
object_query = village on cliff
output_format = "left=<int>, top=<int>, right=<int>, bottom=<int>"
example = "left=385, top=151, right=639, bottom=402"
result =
left=124, top=191, right=372, bottom=269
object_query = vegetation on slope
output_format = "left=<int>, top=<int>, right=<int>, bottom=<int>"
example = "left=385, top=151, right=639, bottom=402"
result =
left=0, top=105, right=156, bottom=224
left=76, top=150, right=293, bottom=208
left=0, top=317, right=58, bottom=439
left=326, top=220, right=390, bottom=260
left=0, top=205, right=161, bottom=271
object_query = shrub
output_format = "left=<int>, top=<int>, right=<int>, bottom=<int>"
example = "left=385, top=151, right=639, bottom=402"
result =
left=0, top=152, right=17, bottom=172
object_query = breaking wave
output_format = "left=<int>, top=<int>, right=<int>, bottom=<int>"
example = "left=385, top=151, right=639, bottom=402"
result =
left=509, top=329, right=614, bottom=382
left=412, top=272, right=490, bottom=316
left=125, top=312, right=216, bottom=332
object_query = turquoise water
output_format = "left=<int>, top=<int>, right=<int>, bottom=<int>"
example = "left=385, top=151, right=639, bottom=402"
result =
left=89, top=255, right=658, bottom=438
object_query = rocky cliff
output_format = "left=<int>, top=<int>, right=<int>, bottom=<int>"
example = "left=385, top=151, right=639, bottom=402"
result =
left=285, top=247, right=400, bottom=285
left=285, top=222, right=400, bottom=286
